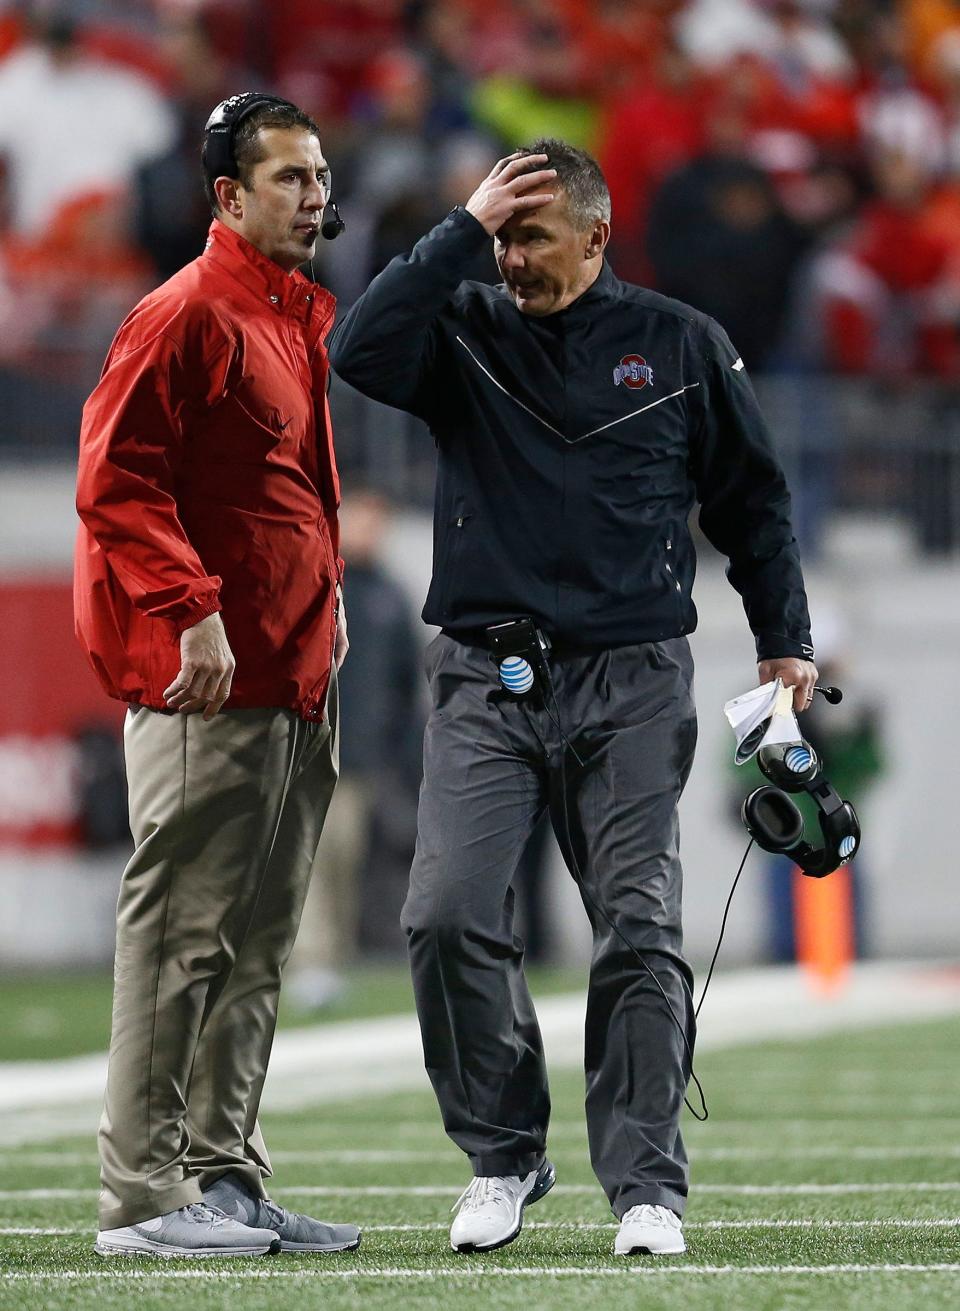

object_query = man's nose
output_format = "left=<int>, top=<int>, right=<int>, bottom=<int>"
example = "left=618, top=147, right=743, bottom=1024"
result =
left=303, top=179, right=326, bottom=210
left=500, top=244, right=524, bottom=271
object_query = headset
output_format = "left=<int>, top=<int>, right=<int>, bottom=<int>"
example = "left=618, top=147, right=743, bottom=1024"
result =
left=741, top=740, right=861, bottom=877
left=202, top=92, right=345, bottom=239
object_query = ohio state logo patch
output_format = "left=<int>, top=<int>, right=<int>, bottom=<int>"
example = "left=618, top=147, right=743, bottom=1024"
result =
left=613, top=355, right=654, bottom=389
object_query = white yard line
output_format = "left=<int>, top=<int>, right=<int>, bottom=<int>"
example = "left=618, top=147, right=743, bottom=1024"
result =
left=2, top=1264, right=959, bottom=1281
left=5, top=1218, right=960, bottom=1238
left=0, top=1227, right=81, bottom=1234
left=371, top=1219, right=960, bottom=1231
left=1, top=962, right=958, bottom=1146
left=3, top=1182, right=960, bottom=1201
left=5, top=1144, right=960, bottom=1167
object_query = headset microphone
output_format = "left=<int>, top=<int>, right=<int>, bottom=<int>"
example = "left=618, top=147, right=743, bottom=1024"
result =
left=814, top=684, right=843, bottom=704
left=321, top=201, right=346, bottom=240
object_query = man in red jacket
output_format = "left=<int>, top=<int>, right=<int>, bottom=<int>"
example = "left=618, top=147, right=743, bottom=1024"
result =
left=75, top=93, right=360, bottom=1258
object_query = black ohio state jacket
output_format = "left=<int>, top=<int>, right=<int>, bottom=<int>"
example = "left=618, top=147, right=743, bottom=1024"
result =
left=328, top=206, right=813, bottom=660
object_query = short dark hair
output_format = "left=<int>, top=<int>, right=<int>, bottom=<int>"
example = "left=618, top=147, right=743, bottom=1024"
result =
left=516, top=137, right=611, bottom=229
left=202, top=102, right=322, bottom=214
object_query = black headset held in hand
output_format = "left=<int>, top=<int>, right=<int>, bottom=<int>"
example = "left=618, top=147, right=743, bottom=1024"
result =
left=202, top=92, right=345, bottom=239
left=741, top=739, right=861, bottom=878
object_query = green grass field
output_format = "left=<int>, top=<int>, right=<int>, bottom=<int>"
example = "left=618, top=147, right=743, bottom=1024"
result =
left=0, top=964, right=584, bottom=1062
left=1, top=995, right=958, bottom=1310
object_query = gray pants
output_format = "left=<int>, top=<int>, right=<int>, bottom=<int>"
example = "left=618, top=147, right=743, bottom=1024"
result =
left=401, top=634, right=697, bottom=1219
left=98, top=683, right=338, bottom=1230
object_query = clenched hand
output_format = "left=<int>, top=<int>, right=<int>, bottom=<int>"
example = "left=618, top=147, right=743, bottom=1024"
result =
left=758, top=657, right=819, bottom=714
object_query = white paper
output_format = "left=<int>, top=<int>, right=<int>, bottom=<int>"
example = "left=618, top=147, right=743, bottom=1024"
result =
left=723, top=678, right=803, bottom=764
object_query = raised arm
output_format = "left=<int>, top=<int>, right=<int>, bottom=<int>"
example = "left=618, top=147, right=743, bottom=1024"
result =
left=327, top=153, right=556, bottom=417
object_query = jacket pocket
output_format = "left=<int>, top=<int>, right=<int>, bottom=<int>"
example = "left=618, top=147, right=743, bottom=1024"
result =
left=663, top=535, right=685, bottom=630
left=440, top=509, right=472, bottom=619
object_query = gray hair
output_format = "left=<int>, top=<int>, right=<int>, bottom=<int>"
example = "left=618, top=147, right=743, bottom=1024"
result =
left=516, top=137, right=611, bottom=229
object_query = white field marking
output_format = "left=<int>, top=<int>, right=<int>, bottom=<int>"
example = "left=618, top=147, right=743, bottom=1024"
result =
left=686, top=1096, right=960, bottom=1114
left=4, top=1182, right=960, bottom=1201
left=690, top=1146, right=960, bottom=1161
left=266, top=1183, right=960, bottom=1197
left=4, top=962, right=960, bottom=1147
left=4, top=1219, right=960, bottom=1239
left=321, top=1219, right=960, bottom=1233
left=262, top=1115, right=960, bottom=1137
left=686, top=1117, right=960, bottom=1128
left=3, top=1264, right=960, bottom=1281
left=8, top=1144, right=960, bottom=1169
left=0, top=1227, right=81, bottom=1234
left=0, top=1149, right=444, bottom=1168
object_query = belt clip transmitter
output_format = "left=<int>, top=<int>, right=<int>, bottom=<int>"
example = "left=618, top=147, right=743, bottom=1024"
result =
left=485, top=618, right=551, bottom=699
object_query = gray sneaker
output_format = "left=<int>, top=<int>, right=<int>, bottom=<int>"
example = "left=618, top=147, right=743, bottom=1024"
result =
left=203, top=1172, right=361, bottom=1253
left=95, top=1201, right=281, bottom=1257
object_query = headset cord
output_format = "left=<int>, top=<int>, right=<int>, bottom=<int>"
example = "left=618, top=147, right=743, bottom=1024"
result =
left=537, top=670, right=711, bottom=1122
left=694, top=838, right=753, bottom=1021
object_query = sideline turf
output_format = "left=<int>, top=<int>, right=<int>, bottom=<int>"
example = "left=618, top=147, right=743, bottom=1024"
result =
left=1, top=1014, right=958, bottom=1310
left=0, top=964, right=584, bottom=1062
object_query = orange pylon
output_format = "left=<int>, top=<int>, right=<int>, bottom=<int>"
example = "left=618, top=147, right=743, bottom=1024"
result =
left=793, top=864, right=855, bottom=993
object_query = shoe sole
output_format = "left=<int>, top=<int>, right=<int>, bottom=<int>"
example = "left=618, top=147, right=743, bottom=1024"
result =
left=279, top=1233, right=362, bottom=1253
left=95, top=1237, right=281, bottom=1258
left=452, top=1160, right=557, bottom=1254
left=615, top=1240, right=686, bottom=1256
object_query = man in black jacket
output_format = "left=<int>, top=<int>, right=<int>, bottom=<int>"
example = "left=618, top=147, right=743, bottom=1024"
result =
left=328, top=139, right=817, bottom=1258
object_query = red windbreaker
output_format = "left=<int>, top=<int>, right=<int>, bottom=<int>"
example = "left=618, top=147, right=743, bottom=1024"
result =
left=75, top=220, right=342, bottom=722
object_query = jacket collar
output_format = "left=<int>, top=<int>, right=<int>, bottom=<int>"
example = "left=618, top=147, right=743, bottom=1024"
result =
left=203, top=219, right=334, bottom=322
left=550, top=259, right=619, bottom=321
left=505, top=258, right=620, bottom=329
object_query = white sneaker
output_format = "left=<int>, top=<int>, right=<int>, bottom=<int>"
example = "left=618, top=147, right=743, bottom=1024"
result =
left=95, top=1202, right=280, bottom=1257
left=449, top=1159, right=555, bottom=1253
left=614, top=1203, right=685, bottom=1255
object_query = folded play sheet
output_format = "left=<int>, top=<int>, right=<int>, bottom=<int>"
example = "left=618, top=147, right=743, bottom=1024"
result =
left=723, top=678, right=803, bottom=765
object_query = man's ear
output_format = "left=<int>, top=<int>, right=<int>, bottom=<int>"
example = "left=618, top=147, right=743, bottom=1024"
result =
left=585, top=218, right=610, bottom=260
left=214, top=176, right=244, bottom=218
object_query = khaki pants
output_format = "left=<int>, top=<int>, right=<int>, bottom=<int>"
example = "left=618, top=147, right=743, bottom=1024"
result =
left=98, top=682, right=338, bottom=1230
left=289, top=774, right=372, bottom=972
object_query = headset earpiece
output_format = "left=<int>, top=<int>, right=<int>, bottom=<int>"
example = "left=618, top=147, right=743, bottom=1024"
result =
left=742, top=737, right=861, bottom=878
left=202, top=92, right=300, bottom=185
left=756, top=741, right=819, bottom=790
left=742, top=785, right=804, bottom=851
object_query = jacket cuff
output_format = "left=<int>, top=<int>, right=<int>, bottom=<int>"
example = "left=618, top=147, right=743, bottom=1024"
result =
left=416, top=206, right=491, bottom=264
left=171, top=593, right=223, bottom=636
left=755, top=633, right=816, bottom=662
left=449, top=205, right=490, bottom=241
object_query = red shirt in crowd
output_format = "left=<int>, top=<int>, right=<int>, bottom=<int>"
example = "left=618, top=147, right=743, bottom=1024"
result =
left=75, top=220, right=342, bottom=722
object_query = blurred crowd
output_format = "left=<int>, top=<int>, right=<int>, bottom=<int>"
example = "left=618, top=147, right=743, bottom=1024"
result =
left=1, top=0, right=960, bottom=394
